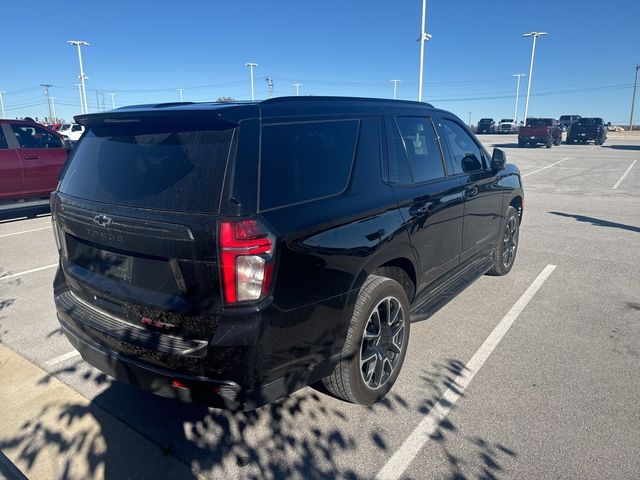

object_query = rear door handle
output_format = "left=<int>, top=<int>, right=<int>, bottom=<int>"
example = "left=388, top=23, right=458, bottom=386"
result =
left=465, top=186, right=478, bottom=198
left=409, top=203, right=431, bottom=216
left=23, top=156, right=40, bottom=160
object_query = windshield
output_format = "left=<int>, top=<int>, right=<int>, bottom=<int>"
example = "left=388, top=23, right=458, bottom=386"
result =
left=500, top=119, right=514, bottom=123
left=479, top=119, right=492, bottom=123
left=59, top=123, right=234, bottom=213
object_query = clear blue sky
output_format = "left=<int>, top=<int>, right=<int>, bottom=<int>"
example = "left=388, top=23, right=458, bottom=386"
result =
left=2, top=0, right=639, bottom=124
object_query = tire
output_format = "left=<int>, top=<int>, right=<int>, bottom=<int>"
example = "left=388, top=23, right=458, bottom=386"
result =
left=487, top=206, right=520, bottom=276
left=518, top=140, right=524, bottom=148
left=554, top=136, right=561, bottom=146
left=545, top=137, right=553, bottom=148
left=322, top=275, right=411, bottom=405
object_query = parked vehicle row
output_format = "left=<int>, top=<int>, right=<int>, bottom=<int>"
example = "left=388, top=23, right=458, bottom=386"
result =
left=51, top=96, right=524, bottom=409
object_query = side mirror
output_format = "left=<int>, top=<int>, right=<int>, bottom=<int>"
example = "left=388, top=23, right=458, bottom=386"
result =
left=491, top=148, right=506, bottom=171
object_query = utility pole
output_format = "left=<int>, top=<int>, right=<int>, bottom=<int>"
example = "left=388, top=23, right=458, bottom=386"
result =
left=245, top=63, right=258, bottom=101
left=391, top=80, right=401, bottom=100
left=68, top=40, right=90, bottom=114
left=266, top=76, right=274, bottom=98
left=417, top=0, right=432, bottom=102
left=0, top=91, right=5, bottom=118
left=513, top=73, right=526, bottom=124
left=110, top=93, right=116, bottom=109
left=468, top=111, right=472, bottom=127
left=95, top=90, right=101, bottom=112
left=178, top=88, right=184, bottom=102
left=292, top=83, right=302, bottom=96
left=522, top=32, right=547, bottom=124
left=40, top=84, right=53, bottom=122
left=630, top=64, right=639, bottom=132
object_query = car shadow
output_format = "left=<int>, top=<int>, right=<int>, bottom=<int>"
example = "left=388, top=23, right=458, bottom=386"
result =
left=489, top=143, right=521, bottom=148
left=0, top=205, right=51, bottom=224
left=0, top=356, right=519, bottom=479
left=549, top=212, right=640, bottom=233
left=602, top=144, right=640, bottom=151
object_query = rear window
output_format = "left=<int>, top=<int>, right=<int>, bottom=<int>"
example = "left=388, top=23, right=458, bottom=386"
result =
left=576, top=118, right=602, bottom=126
left=259, top=120, right=358, bottom=210
left=59, top=124, right=234, bottom=213
left=527, top=119, right=553, bottom=126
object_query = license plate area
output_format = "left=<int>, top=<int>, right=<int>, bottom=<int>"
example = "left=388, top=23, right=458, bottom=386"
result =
left=66, top=234, right=133, bottom=282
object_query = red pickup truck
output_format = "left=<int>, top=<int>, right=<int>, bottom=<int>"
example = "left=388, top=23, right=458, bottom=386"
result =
left=0, top=119, right=68, bottom=209
left=518, top=118, right=562, bottom=148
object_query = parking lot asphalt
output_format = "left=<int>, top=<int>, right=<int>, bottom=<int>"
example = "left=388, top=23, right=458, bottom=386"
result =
left=0, top=133, right=639, bottom=479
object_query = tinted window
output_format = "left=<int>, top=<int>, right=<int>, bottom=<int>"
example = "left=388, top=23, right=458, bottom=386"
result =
left=395, top=117, right=445, bottom=183
left=0, top=128, right=8, bottom=149
left=260, top=120, right=358, bottom=210
left=440, top=119, right=485, bottom=174
left=386, top=119, right=412, bottom=184
left=58, top=124, right=234, bottom=213
left=527, top=118, right=553, bottom=127
left=576, top=118, right=603, bottom=126
left=11, top=125, right=63, bottom=149
left=71, top=124, right=83, bottom=132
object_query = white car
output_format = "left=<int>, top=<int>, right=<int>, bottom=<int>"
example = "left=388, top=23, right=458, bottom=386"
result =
left=498, top=119, right=518, bottom=134
left=58, top=123, right=84, bottom=142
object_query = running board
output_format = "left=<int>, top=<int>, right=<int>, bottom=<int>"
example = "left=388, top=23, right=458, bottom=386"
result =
left=410, top=255, right=494, bottom=323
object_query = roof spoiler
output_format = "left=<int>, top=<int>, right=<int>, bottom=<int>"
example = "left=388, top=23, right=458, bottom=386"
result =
left=74, top=109, right=238, bottom=129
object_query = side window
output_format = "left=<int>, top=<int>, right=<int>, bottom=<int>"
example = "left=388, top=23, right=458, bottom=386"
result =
left=386, top=118, right=412, bottom=184
left=440, top=119, right=485, bottom=174
left=72, top=124, right=83, bottom=132
left=395, top=117, right=446, bottom=183
left=0, top=127, right=8, bottom=149
left=260, top=119, right=359, bottom=210
left=11, top=125, right=63, bottom=149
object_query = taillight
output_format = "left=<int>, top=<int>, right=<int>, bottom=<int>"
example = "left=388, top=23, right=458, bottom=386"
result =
left=219, top=219, right=275, bottom=304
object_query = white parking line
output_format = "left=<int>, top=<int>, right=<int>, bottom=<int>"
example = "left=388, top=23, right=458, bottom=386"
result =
left=612, top=159, right=637, bottom=190
left=0, top=226, right=51, bottom=238
left=45, top=350, right=81, bottom=367
left=0, top=264, right=58, bottom=281
left=522, top=157, right=571, bottom=178
left=375, top=264, right=557, bottom=480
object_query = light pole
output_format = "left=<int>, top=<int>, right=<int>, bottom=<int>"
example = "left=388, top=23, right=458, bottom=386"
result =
left=73, top=83, right=84, bottom=112
left=417, top=0, right=432, bottom=102
left=245, top=63, right=258, bottom=101
left=522, top=32, right=547, bottom=124
left=630, top=64, right=639, bottom=132
left=40, top=84, right=53, bottom=122
left=110, top=93, right=116, bottom=109
left=292, top=83, right=302, bottom=96
left=50, top=97, right=57, bottom=121
left=513, top=73, right=526, bottom=124
left=178, top=88, right=184, bottom=102
left=468, top=111, right=472, bottom=127
left=391, top=80, right=401, bottom=100
left=68, top=40, right=90, bottom=114
left=0, top=91, right=5, bottom=118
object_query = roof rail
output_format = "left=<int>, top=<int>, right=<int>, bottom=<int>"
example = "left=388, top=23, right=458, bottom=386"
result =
left=261, top=96, right=433, bottom=108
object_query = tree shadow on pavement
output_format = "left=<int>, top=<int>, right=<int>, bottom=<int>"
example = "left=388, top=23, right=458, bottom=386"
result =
left=0, top=272, right=19, bottom=345
left=1, top=350, right=518, bottom=479
left=550, top=211, right=640, bottom=234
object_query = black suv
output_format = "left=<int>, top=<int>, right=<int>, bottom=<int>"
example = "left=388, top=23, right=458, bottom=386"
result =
left=52, top=97, right=523, bottom=410
left=566, top=117, right=608, bottom=145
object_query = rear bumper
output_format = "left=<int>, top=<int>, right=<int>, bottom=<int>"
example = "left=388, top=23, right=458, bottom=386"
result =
left=58, top=313, right=244, bottom=408
left=519, top=136, right=550, bottom=143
